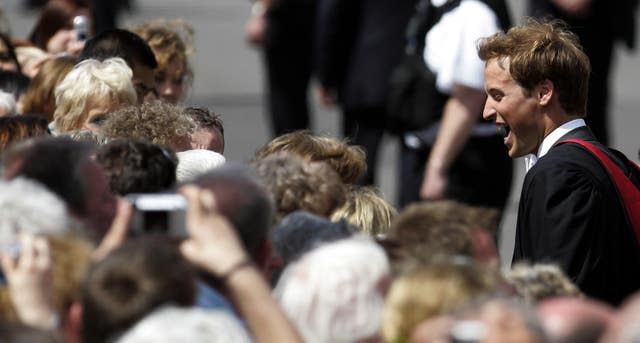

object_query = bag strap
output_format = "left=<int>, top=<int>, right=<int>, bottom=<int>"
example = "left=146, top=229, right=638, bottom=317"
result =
left=558, top=138, right=640, bottom=244
left=404, top=0, right=462, bottom=55
left=404, top=0, right=511, bottom=56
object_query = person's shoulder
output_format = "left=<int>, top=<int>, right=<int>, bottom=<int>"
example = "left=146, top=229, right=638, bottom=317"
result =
left=453, top=0, right=499, bottom=32
left=527, top=143, right=610, bottom=188
left=534, top=144, right=589, bottom=169
left=457, top=0, right=495, bottom=17
left=541, top=142, right=602, bottom=166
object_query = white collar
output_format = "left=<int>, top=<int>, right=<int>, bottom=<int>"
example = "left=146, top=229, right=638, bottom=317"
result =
left=537, top=118, right=586, bottom=158
left=524, top=118, right=586, bottom=172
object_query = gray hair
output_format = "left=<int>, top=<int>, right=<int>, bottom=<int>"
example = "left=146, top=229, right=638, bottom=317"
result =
left=64, top=129, right=111, bottom=145
left=274, top=235, right=390, bottom=343
left=116, top=306, right=251, bottom=343
left=0, top=177, right=71, bottom=247
left=176, top=149, right=226, bottom=183
left=0, top=90, right=16, bottom=116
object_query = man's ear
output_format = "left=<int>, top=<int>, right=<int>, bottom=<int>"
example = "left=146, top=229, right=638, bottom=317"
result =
left=537, top=79, right=554, bottom=106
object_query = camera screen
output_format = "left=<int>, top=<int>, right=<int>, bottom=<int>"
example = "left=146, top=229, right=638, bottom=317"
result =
left=127, top=194, right=187, bottom=237
left=141, top=210, right=170, bottom=233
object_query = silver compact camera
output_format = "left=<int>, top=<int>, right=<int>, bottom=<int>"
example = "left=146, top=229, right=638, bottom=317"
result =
left=73, top=15, right=89, bottom=42
left=126, top=193, right=188, bottom=238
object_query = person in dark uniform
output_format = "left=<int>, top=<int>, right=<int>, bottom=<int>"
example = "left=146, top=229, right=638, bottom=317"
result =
left=528, top=0, right=638, bottom=145
left=315, top=0, right=417, bottom=186
left=245, top=0, right=316, bottom=136
left=480, top=19, right=640, bottom=305
left=404, top=0, right=513, bottom=210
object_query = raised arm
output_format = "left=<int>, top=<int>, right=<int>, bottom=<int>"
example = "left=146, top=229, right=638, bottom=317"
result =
left=179, top=185, right=303, bottom=343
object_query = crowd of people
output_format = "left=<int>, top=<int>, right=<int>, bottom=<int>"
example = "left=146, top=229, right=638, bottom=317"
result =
left=0, top=0, right=639, bottom=342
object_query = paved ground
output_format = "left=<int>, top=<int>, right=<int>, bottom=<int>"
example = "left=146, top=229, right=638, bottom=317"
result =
left=4, top=0, right=639, bottom=265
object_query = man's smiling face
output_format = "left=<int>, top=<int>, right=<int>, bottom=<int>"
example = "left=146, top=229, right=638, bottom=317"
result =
left=482, top=58, right=545, bottom=158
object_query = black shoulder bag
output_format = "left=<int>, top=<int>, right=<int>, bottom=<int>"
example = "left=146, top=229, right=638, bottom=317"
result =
left=385, top=0, right=461, bottom=135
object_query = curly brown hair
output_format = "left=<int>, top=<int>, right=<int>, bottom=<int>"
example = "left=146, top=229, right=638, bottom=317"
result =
left=386, top=201, right=501, bottom=263
left=251, top=151, right=347, bottom=221
left=95, top=139, right=178, bottom=195
left=254, top=130, right=366, bottom=184
left=100, top=101, right=196, bottom=151
left=129, top=19, right=194, bottom=93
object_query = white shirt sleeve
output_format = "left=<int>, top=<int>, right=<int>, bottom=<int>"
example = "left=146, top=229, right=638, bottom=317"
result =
left=424, top=0, right=501, bottom=94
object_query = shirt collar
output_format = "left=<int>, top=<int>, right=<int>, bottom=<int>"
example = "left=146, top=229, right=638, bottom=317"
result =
left=537, top=118, right=586, bottom=158
left=524, top=118, right=586, bottom=172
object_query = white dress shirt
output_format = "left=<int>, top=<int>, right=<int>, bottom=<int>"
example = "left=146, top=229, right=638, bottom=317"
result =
left=524, top=119, right=586, bottom=172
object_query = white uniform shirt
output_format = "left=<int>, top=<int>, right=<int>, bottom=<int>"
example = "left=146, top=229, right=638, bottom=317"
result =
left=423, top=0, right=500, bottom=94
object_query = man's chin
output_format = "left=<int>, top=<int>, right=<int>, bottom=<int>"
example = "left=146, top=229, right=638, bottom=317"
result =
left=506, top=146, right=524, bottom=158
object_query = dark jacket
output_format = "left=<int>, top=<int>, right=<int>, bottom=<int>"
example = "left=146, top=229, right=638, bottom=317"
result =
left=528, top=0, right=638, bottom=49
left=315, top=0, right=417, bottom=109
left=514, top=126, right=640, bottom=305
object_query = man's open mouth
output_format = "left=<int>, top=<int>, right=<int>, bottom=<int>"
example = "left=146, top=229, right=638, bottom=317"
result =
left=496, top=124, right=511, bottom=146
left=496, top=124, right=510, bottom=138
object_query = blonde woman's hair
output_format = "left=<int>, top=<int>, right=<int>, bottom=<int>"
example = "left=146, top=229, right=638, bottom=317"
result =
left=53, top=57, right=137, bottom=132
left=382, top=258, right=501, bottom=343
left=330, top=186, right=396, bottom=236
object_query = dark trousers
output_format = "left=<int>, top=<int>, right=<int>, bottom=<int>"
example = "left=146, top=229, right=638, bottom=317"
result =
left=398, top=134, right=513, bottom=210
left=343, top=106, right=386, bottom=185
left=263, top=2, right=316, bottom=136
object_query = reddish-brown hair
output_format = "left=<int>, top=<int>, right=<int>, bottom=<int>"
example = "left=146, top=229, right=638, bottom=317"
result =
left=478, top=18, right=590, bottom=116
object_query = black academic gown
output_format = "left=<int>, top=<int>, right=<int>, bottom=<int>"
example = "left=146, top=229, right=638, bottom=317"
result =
left=513, top=126, right=640, bottom=305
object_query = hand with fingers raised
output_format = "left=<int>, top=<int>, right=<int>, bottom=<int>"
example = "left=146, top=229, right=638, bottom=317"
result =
left=1, top=234, right=58, bottom=330
left=179, top=185, right=250, bottom=278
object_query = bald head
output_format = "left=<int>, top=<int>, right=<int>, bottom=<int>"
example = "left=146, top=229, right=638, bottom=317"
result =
left=537, top=297, right=615, bottom=343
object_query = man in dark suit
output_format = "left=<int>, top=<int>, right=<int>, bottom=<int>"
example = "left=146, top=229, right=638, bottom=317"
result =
left=528, top=0, right=638, bottom=145
left=245, top=0, right=316, bottom=136
left=315, top=0, right=417, bottom=185
left=479, top=19, right=640, bottom=305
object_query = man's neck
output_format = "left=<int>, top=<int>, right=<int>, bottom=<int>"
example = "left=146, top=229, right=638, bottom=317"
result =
left=542, top=108, right=581, bottom=138
left=537, top=118, right=587, bottom=158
